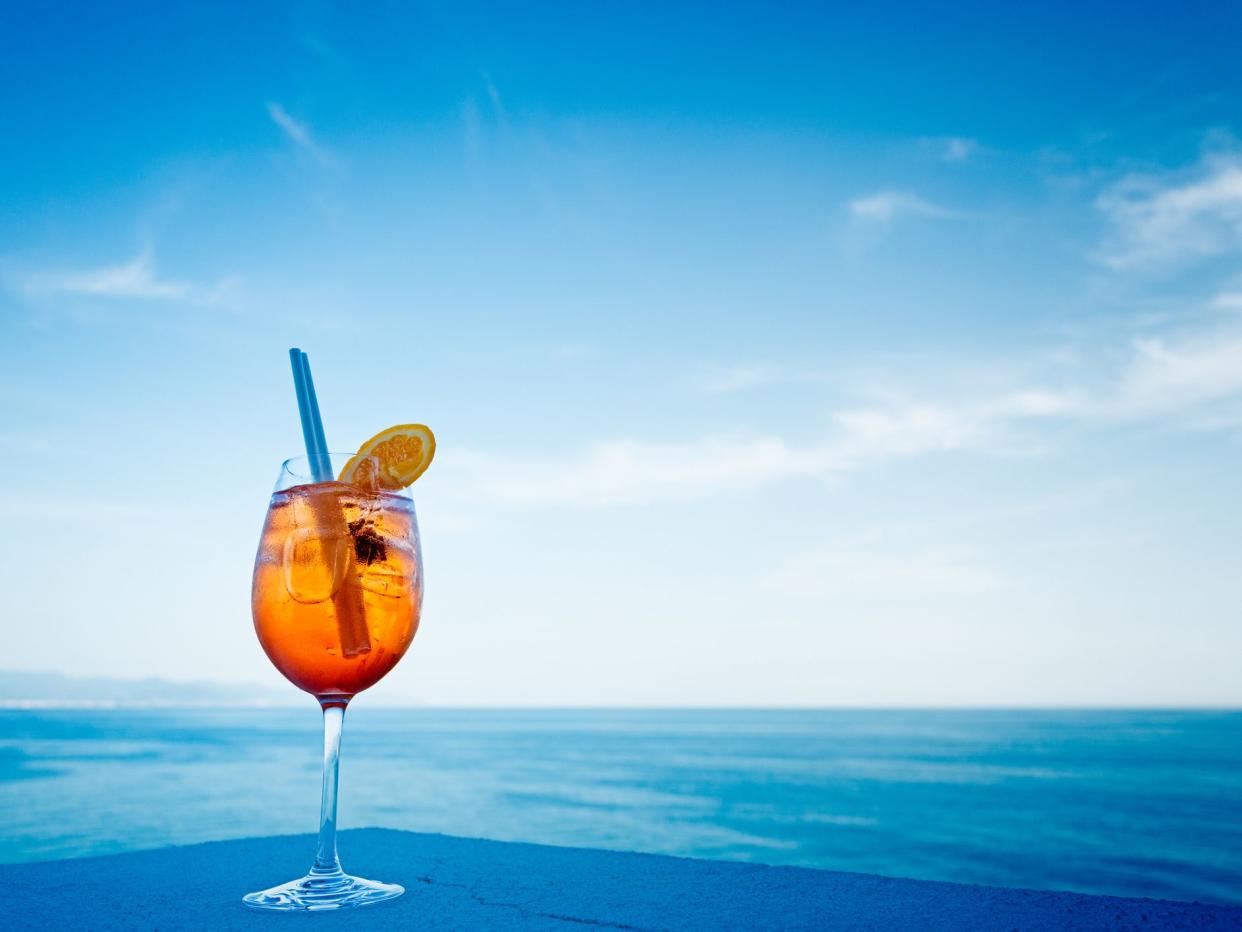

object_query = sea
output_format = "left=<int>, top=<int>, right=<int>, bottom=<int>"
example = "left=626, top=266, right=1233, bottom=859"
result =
left=1, top=708, right=1239, bottom=905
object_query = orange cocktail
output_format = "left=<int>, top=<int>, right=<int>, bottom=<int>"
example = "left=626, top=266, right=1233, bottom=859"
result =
left=245, top=348, right=434, bottom=912
left=252, top=479, right=422, bottom=699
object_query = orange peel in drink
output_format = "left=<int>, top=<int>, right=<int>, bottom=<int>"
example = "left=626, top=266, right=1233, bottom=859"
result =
left=339, top=424, right=436, bottom=490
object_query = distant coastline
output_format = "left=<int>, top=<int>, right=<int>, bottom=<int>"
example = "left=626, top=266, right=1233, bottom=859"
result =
left=0, top=699, right=302, bottom=710
left=3, top=672, right=1237, bottom=712
left=0, top=670, right=301, bottom=709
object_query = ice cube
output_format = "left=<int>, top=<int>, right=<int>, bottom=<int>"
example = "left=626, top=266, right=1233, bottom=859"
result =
left=283, top=528, right=351, bottom=604
left=357, top=537, right=418, bottom=598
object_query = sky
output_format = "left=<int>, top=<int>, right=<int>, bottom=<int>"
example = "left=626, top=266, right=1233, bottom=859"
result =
left=2, top=2, right=1242, bottom=706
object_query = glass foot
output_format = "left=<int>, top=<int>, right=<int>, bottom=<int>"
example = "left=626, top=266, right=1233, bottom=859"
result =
left=243, top=869, right=404, bottom=911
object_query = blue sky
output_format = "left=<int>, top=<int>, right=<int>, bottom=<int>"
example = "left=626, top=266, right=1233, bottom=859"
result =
left=3, top=3, right=1242, bottom=705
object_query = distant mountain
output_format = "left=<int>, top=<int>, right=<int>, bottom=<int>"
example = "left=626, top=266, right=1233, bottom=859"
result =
left=0, top=670, right=302, bottom=708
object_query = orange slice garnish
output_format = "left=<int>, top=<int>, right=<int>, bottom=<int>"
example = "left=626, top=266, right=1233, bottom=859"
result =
left=339, top=424, right=436, bottom=490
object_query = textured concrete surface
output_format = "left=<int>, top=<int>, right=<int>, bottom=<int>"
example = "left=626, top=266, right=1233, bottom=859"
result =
left=2, top=828, right=1239, bottom=930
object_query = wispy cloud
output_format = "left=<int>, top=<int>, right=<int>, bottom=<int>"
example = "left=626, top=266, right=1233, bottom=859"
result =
left=443, top=297, right=1242, bottom=509
left=48, top=253, right=190, bottom=300
left=7, top=252, right=242, bottom=308
left=829, top=394, right=1050, bottom=464
left=267, top=102, right=335, bottom=166
left=826, top=321, right=1242, bottom=454
left=920, top=136, right=980, bottom=163
left=848, top=190, right=957, bottom=223
left=481, top=71, right=507, bottom=124
left=1096, top=151, right=1242, bottom=269
left=1211, top=291, right=1242, bottom=311
left=698, top=362, right=830, bottom=394
left=444, top=435, right=829, bottom=508
left=701, top=363, right=780, bottom=393
left=460, top=72, right=511, bottom=162
left=440, top=397, right=1053, bottom=510
left=1107, top=329, right=1242, bottom=421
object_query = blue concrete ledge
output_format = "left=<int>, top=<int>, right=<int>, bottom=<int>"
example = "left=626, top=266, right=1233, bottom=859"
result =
left=2, top=829, right=1239, bottom=930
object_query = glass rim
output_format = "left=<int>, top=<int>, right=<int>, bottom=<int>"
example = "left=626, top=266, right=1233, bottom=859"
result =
left=275, top=453, right=416, bottom=500
left=279, top=451, right=380, bottom=480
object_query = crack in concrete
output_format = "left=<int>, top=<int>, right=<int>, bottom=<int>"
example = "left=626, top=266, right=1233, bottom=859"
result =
left=413, top=862, right=658, bottom=930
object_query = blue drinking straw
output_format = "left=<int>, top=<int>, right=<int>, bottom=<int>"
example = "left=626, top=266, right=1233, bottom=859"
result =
left=289, top=348, right=333, bottom=482
left=300, top=351, right=333, bottom=479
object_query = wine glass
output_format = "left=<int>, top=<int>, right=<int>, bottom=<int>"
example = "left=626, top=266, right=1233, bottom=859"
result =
left=243, top=453, right=423, bottom=911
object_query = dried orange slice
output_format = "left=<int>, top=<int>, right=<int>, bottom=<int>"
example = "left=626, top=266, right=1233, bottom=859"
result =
left=339, top=424, right=436, bottom=490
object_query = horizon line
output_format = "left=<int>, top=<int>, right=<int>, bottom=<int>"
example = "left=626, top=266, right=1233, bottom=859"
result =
left=3, top=700, right=1239, bottom=712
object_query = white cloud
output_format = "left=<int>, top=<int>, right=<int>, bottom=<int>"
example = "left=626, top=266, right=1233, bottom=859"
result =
left=1108, top=331, right=1242, bottom=420
left=701, top=362, right=780, bottom=394
left=442, top=298, right=1242, bottom=510
left=827, top=388, right=1083, bottom=468
left=1211, top=291, right=1242, bottom=311
left=442, top=395, right=1068, bottom=511
left=942, top=137, right=979, bottom=162
left=831, top=403, right=982, bottom=461
left=8, top=252, right=242, bottom=308
left=1096, top=153, right=1242, bottom=268
left=443, top=435, right=834, bottom=508
left=50, top=253, right=190, bottom=300
left=848, top=190, right=957, bottom=223
left=482, top=72, right=506, bottom=122
left=267, top=102, right=334, bottom=165
left=698, top=362, right=829, bottom=394
left=989, top=389, right=1082, bottom=418
left=921, top=136, right=980, bottom=163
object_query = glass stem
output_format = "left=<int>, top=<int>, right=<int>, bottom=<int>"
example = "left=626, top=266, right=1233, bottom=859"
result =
left=312, top=699, right=349, bottom=875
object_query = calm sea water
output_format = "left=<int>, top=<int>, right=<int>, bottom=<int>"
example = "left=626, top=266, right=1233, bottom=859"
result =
left=1, top=708, right=1239, bottom=905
